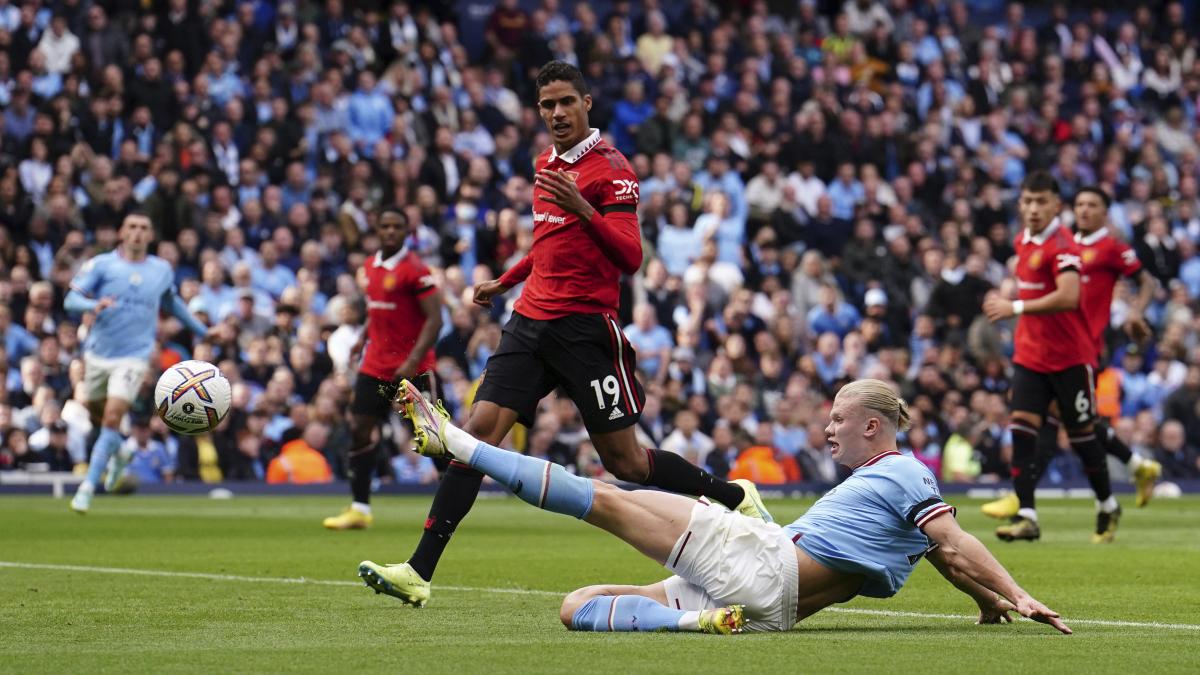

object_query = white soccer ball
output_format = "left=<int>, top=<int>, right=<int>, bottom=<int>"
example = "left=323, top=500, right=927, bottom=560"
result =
left=154, top=360, right=232, bottom=436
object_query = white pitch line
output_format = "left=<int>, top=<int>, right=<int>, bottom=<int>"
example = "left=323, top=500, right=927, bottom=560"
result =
left=2, top=561, right=1196, bottom=631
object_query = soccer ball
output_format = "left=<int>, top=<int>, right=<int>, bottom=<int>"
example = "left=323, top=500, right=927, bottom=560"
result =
left=154, top=360, right=232, bottom=436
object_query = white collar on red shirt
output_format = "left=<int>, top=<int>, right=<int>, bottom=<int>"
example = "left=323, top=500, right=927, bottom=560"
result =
left=374, top=246, right=407, bottom=271
left=1075, top=227, right=1109, bottom=246
left=1021, top=216, right=1062, bottom=245
left=549, top=128, right=601, bottom=164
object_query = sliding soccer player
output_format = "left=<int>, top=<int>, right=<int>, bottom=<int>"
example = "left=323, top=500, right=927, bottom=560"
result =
left=359, top=379, right=1070, bottom=636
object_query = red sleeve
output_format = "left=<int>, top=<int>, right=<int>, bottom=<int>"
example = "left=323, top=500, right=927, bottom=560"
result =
left=1054, top=237, right=1081, bottom=274
left=498, top=254, right=533, bottom=288
left=410, top=262, right=438, bottom=299
left=583, top=158, right=643, bottom=274
left=1115, top=241, right=1143, bottom=277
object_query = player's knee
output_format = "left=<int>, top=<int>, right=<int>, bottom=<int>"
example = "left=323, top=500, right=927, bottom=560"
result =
left=1010, top=411, right=1041, bottom=428
left=350, top=423, right=375, bottom=451
left=559, top=586, right=604, bottom=628
left=597, top=447, right=648, bottom=483
left=587, top=480, right=620, bottom=512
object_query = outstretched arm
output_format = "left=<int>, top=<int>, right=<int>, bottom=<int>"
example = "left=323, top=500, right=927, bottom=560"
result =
left=164, top=290, right=209, bottom=339
left=1124, top=269, right=1159, bottom=342
left=922, top=513, right=1072, bottom=634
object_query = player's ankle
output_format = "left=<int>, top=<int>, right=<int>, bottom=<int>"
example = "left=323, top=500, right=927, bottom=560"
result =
left=444, top=424, right=480, bottom=462
left=1126, top=454, right=1146, bottom=472
left=1017, top=508, right=1038, bottom=522
left=1097, top=495, right=1119, bottom=513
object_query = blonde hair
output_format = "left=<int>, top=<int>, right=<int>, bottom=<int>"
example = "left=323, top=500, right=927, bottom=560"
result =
left=836, top=379, right=912, bottom=432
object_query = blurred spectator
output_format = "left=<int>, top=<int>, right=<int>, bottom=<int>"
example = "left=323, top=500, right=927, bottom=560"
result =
left=266, top=424, right=334, bottom=485
left=122, top=417, right=175, bottom=485
left=660, top=409, right=714, bottom=469
left=391, top=447, right=438, bottom=485
left=1156, top=419, right=1200, bottom=479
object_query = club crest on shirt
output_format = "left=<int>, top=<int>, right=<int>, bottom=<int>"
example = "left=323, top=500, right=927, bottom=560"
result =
left=1027, top=250, right=1044, bottom=270
left=383, top=274, right=397, bottom=290
left=1082, top=248, right=1098, bottom=265
left=129, top=272, right=142, bottom=286
left=563, top=171, right=580, bottom=183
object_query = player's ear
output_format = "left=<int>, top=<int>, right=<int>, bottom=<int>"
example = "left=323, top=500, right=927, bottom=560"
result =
left=863, top=416, right=878, bottom=439
left=584, top=94, right=592, bottom=112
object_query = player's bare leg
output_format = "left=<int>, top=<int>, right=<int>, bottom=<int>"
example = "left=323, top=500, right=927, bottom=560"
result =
left=590, top=426, right=773, bottom=522
left=71, top=396, right=132, bottom=514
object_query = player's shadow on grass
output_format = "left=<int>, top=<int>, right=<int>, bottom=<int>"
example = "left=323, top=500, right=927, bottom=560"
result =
left=795, top=625, right=958, bottom=634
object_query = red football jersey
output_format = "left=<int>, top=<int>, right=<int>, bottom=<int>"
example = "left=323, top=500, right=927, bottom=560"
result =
left=498, top=129, right=642, bottom=320
left=359, top=248, right=438, bottom=380
left=1012, top=218, right=1095, bottom=373
left=1076, top=228, right=1142, bottom=351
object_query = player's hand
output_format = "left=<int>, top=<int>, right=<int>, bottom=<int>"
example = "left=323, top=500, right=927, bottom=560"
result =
left=536, top=169, right=593, bottom=220
left=1123, top=315, right=1152, bottom=343
left=349, top=337, right=366, bottom=365
left=393, top=359, right=418, bottom=381
left=982, top=294, right=1015, bottom=322
left=473, top=279, right=510, bottom=308
left=207, top=323, right=235, bottom=343
left=1015, top=596, right=1072, bottom=635
left=96, top=297, right=116, bottom=312
left=976, top=594, right=1017, bottom=625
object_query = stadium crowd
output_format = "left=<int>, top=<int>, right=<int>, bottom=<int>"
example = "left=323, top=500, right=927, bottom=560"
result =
left=2, top=0, right=1200, bottom=488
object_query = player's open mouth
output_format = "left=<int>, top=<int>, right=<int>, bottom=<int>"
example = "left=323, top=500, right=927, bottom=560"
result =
left=552, top=122, right=571, bottom=135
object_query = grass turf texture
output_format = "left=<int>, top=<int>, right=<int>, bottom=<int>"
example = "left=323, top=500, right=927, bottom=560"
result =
left=2, top=495, right=1197, bottom=674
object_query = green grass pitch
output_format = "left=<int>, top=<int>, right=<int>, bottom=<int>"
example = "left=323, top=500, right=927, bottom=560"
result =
left=2, top=494, right=1197, bottom=674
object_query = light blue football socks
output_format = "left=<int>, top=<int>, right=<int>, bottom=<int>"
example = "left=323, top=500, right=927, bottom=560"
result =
left=570, top=595, right=697, bottom=632
left=463, top=441, right=595, bottom=519
left=84, top=427, right=124, bottom=488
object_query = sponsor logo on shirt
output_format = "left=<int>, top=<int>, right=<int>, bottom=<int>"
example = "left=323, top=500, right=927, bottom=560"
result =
left=612, top=179, right=639, bottom=200
left=608, top=407, right=625, bottom=421
left=533, top=211, right=567, bottom=225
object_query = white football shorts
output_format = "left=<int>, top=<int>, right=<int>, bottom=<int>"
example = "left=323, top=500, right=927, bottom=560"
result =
left=84, top=353, right=149, bottom=403
left=662, top=498, right=799, bottom=633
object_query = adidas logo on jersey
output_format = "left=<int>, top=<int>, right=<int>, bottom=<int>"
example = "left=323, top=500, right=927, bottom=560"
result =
left=608, top=407, right=625, bottom=421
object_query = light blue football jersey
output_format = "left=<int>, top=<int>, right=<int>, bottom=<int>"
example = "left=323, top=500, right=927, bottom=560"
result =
left=69, top=252, right=178, bottom=359
left=784, top=451, right=955, bottom=598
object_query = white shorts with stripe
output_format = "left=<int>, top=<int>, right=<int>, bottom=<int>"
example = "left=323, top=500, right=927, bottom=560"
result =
left=662, top=498, right=799, bottom=633
left=84, top=353, right=150, bottom=403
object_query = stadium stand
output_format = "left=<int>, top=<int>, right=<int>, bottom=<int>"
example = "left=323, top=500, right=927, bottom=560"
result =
left=1, top=0, right=1199, bottom=490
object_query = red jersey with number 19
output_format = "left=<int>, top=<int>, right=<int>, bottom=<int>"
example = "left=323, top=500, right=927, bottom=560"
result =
left=359, top=248, right=438, bottom=381
left=1012, top=218, right=1095, bottom=373
left=498, top=128, right=642, bottom=320
left=1076, top=228, right=1142, bottom=351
